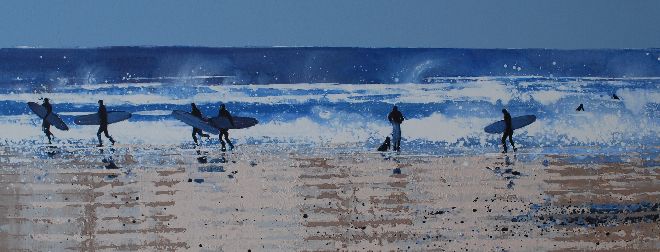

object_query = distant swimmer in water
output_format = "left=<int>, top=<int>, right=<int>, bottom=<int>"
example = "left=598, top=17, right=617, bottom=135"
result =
left=501, top=109, right=517, bottom=153
left=96, top=100, right=115, bottom=147
left=217, top=104, right=235, bottom=151
left=190, top=103, right=210, bottom=145
left=41, top=98, right=54, bottom=144
left=388, top=105, right=405, bottom=152
left=612, top=93, right=620, bottom=100
left=576, top=103, right=585, bottom=111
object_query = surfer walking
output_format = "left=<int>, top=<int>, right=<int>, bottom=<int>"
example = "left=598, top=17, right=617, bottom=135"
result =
left=41, top=98, right=54, bottom=144
left=217, top=104, right=235, bottom=151
left=96, top=100, right=115, bottom=147
left=190, top=103, right=210, bottom=145
left=388, top=105, right=405, bottom=152
left=501, top=109, right=517, bottom=153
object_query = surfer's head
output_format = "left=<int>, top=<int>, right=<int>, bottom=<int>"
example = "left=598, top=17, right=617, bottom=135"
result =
left=502, top=109, right=508, bottom=114
left=98, top=100, right=104, bottom=105
left=392, top=105, right=398, bottom=111
left=220, top=104, right=226, bottom=110
left=43, top=98, right=49, bottom=103
left=191, top=103, right=197, bottom=109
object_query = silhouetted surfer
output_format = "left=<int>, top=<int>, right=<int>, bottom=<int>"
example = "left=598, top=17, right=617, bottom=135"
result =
left=612, top=93, right=620, bottom=100
left=218, top=104, right=235, bottom=151
left=388, top=106, right=405, bottom=152
left=576, top=103, right=585, bottom=111
left=190, top=103, right=210, bottom=145
left=96, top=100, right=115, bottom=147
left=42, top=98, right=54, bottom=144
left=501, top=109, right=516, bottom=153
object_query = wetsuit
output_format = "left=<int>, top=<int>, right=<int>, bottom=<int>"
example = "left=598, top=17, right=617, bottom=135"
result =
left=388, top=109, right=405, bottom=151
left=42, top=101, right=53, bottom=144
left=502, top=111, right=516, bottom=153
left=97, top=104, right=115, bottom=146
left=191, top=106, right=210, bottom=144
left=218, top=108, right=235, bottom=151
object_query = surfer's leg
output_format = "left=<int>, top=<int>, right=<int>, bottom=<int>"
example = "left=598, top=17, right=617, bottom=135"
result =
left=42, top=121, right=53, bottom=144
left=224, top=130, right=233, bottom=150
left=508, top=134, right=516, bottom=151
left=102, top=126, right=115, bottom=144
left=196, top=128, right=209, bottom=138
left=392, top=123, right=400, bottom=151
left=219, top=130, right=226, bottom=151
left=192, top=128, right=199, bottom=145
left=43, top=126, right=52, bottom=144
left=97, top=127, right=103, bottom=146
left=396, top=126, right=401, bottom=152
left=47, top=126, right=53, bottom=139
left=396, top=124, right=402, bottom=151
left=501, top=133, right=508, bottom=153
left=107, top=134, right=115, bottom=145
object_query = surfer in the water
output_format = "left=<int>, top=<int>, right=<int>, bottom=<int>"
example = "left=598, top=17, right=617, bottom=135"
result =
left=501, top=109, right=517, bottom=153
left=96, top=100, right=115, bottom=147
left=190, top=103, right=210, bottom=145
left=576, top=103, right=585, bottom=111
left=388, top=105, right=405, bottom=152
left=41, top=98, right=54, bottom=144
left=217, top=104, right=235, bottom=151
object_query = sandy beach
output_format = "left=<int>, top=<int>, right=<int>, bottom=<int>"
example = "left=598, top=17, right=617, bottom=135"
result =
left=0, top=144, right=657, bottom=251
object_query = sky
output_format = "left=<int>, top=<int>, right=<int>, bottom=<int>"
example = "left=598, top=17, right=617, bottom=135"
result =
left=0, top=0, right=659, bottom=49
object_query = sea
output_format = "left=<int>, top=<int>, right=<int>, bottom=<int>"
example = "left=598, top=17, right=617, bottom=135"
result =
left=0, top=47, right=658, bottom=156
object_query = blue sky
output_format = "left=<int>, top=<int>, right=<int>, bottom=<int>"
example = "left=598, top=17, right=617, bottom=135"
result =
left=0, top=0, right=659, bottom=48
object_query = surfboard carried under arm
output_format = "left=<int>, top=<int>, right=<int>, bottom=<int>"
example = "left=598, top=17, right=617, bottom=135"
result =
left=484, top=115, right=536, bottom=134
left=74, top=111, right=132, bottom=125
left=171, top=110, right=220, bottom=134
left=27, top=102, right=69, bottom=130
left=209, top=116, right=258, bottom=129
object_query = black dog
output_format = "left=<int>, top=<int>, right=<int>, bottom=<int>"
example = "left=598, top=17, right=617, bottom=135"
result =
left=377, top=137, right=391, bottom=151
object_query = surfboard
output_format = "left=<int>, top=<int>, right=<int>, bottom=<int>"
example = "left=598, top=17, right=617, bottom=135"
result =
left=171, top=110, right=220, bottom=134
left=74, top=111, right=132, bottom=125
left=209, top=116, right=258, bottom=129
left=27, top=102, right=69, bottom=130
left=484, top=115, right=536, bottom=134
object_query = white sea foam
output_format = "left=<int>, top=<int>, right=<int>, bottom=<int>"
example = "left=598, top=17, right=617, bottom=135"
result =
left=1, top=110, right=656, bottom=148
left=404, top=113, right=492, bottom=144
left=132, top=110, right=174, bottom=116
left=0, top=82, right=522, bottom=105
left=79, top=82, right=163, bottom=90
left=616, top=88, right=660, bottom=115
left=530, top=90, right=567, bottom=105
left=57, top=112, right=93, bottom=116
left=1, top=80, right=657, bottom=149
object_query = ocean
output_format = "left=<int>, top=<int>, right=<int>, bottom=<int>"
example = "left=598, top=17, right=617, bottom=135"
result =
left=0, top=47, right=658, bottom=155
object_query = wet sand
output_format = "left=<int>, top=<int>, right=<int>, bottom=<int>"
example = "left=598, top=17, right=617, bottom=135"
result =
left=0, top=144, right=658, bottom=251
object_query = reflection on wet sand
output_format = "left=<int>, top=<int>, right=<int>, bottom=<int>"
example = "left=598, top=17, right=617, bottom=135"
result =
left=0, top=145, right=657, bottom=251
